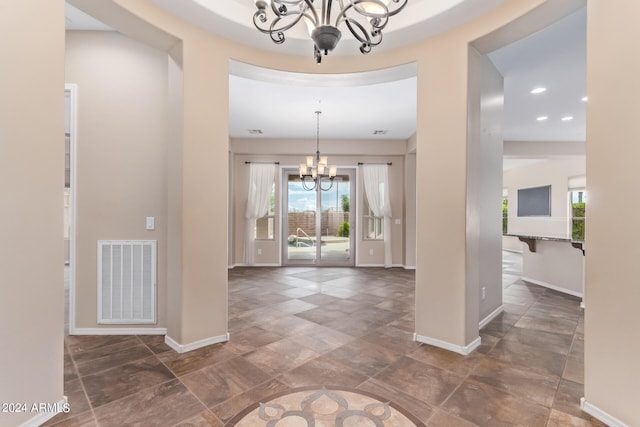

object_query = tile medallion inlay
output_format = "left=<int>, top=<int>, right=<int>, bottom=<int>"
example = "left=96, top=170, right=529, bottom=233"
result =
left=227, top=386, right=425, bottom=426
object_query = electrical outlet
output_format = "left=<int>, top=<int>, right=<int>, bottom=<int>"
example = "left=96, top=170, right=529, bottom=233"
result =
left=481, top=286, right=486, bottom=300
left=369, top=249, right=374, bottom=256
left=257, top=249, right=262, bottom=255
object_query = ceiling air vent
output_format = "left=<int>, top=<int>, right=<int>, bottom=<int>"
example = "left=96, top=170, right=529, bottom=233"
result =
left=373, top=130, right=388, bottom=135
left=248, top=129, right=263, bottom=135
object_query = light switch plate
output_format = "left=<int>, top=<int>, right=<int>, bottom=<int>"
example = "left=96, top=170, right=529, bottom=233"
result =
left=146, top=217, right=155, bottom=230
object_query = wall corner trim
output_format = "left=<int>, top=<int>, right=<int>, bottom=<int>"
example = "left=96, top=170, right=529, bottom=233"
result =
left=580, top=397, right=629, bottom=427
left=69, top=327, right=167, bottom=335
left=19, top=396, right=68, bottom=427
left=479, top=305, right=505, bottom=329
left=413, top=333, right=481, bottom=356
left=165, top=333, right=230, bottom=354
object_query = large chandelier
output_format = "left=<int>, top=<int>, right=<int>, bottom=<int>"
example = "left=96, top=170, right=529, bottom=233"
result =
left=253, top=0, right=408, bottom=63
left=299, top=111, right=337, bottom=191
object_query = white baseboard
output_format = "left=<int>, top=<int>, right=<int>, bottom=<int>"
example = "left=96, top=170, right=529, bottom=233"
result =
left=521, top=276, right=583, bottom=298
left=230, top=263, right=282, bottom=268
left=20, top=396, right=69, bottom=427
left=355, top=263, right=404, bottom=268
left=232, top=263, right=415, bottom=269
left=413, top=333, right=481, bottom=356
left=580, top=397, right=629, bottom=427
left=502, top=248, right=523, bottom=254
left=479, top=305, right=504, bottom=329
left=165, top=333, right=230, bottom=353
left=69, top=327, right=167, bottom=335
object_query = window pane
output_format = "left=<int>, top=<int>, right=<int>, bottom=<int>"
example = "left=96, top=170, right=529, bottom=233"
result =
left=570, top=190, right=586, bottom=241
left=502, top=196, right=508, bottom=234
left=363, top=216, right=383, bottom=240
left=363, top=190, right=383, bottom=240
left=255, top=216, right=274, bottom=240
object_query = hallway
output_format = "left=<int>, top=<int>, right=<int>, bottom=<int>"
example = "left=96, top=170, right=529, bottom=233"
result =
left=48, top=257, right=602, bottom=426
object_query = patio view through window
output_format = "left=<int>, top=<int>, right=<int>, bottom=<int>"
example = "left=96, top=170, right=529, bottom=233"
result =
left=284, top=170, right=353, bottom=265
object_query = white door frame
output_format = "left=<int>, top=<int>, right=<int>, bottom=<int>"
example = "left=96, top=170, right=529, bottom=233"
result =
left=65, top=84, right=78, bottom=334
left=282, top=167, right=356, bottom=267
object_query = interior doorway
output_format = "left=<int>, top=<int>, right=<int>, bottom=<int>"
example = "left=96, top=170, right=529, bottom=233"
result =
left=283, top=168, right=355, bottom=266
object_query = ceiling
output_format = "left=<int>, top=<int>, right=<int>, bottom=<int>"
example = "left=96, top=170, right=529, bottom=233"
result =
left=65, top=1, right=586, bottom=148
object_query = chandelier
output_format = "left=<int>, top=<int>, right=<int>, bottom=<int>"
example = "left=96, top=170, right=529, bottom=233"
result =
left=253, top=0, right=408, bottom=63
left=299, top=111, right=337, bottom=191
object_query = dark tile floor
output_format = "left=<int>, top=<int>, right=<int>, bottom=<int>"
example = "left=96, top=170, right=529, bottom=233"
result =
left=46, top=254, right=605, bottom=426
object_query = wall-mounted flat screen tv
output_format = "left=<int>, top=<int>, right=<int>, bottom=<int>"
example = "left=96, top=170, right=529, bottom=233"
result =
left=517, top=185, right=551, bottom=217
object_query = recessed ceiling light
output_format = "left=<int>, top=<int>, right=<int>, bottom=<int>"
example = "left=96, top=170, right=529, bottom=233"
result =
left=581, top=96, right=588, bottom=102
left=530, top=87, right=547, bottom=94
left=561, top=116, right=574, bottom=121
left=536, top=116, right=548, bottom=121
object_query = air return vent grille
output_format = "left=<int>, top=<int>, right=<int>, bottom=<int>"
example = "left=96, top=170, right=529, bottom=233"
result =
left=98, top=240, right=156, bottom=324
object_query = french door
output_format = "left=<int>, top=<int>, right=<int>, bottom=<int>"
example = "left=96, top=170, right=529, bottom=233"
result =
left=282, top=168, right=355, bottom=266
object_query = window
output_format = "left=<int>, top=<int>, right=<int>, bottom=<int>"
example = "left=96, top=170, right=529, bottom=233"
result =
left=569, top=190, right=586, bottom=241
left=502, top=189, right=508, bottom=234
left=363, top=192, right=383, bottom=240
left=255, top=183, right=275, bottom=239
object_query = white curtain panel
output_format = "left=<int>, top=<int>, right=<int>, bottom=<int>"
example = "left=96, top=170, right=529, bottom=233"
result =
left=362, top=164, right=392, bottom=268
left=245, top=163, right=276, bottom=265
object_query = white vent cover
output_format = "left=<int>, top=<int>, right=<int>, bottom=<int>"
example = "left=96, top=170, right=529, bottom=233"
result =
left=98, top=240, right=157, bottom=324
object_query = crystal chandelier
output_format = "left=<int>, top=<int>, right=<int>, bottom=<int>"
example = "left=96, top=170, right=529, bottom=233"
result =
left=299, top=111, right=336, bottom=191
left=253, top=0, right=408, bottom=63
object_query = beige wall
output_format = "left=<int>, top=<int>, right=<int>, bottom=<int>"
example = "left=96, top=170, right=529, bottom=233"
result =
left=65, top=31, right=169, bottom=330
left=404, top=152, right=417, bottom=268
left=522, top=240, right=584, bottom=296
left=109, top=0, right=577, bottom=353
left=503, top=157, right=586, bottom=297
left=0, top=1, right=65, bottom=425
left=230, top=142, right=406, bottom=267
left=471, top=50, right=505, bottom=323
left=504, top=157, right=586, bottom=238
left=6, top=0, right=635, bottom=424
left=584, top=1, right=640, bottom=424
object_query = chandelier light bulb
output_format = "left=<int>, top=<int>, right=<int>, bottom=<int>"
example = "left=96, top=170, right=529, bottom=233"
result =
left=360, top=0, right=392, bottom=16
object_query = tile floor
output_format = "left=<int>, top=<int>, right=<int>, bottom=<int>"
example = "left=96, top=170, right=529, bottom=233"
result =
left=46, top=253, right=605, bottom=426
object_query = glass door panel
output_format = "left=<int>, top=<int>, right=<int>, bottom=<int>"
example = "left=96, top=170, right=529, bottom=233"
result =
left=286, top=174, right=316, bottom=261
left=320, top=175, right=351, bottom=262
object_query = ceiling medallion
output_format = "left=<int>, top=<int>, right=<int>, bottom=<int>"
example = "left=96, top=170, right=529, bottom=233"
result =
left=253, top=0, right=408, bottom=63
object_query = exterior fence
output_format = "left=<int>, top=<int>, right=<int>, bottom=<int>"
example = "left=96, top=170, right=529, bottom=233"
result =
left=287, top=211, right=349, bottom=238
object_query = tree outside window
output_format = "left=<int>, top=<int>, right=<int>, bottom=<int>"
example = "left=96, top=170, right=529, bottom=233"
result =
left=502, top=196, right=508, bottom=234
left=570, top=190, right=586, bottom=241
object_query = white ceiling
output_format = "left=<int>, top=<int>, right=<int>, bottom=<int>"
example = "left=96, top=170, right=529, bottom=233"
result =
left=65, top=1, right=587, bottom=147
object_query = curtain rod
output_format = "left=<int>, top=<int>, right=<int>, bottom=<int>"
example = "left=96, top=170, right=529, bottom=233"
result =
left=245, top=161, right=280, bottom=164
left=358, top=162, right=392, bottom=165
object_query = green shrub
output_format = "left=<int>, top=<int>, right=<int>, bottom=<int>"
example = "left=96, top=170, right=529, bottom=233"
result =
left=337, top=221, right=350, bottom=238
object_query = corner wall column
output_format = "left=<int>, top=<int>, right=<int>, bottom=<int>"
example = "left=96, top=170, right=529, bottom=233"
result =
left=414, top=37, right=481, bottom=354
left=165, top=38, right=229, bottom=351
